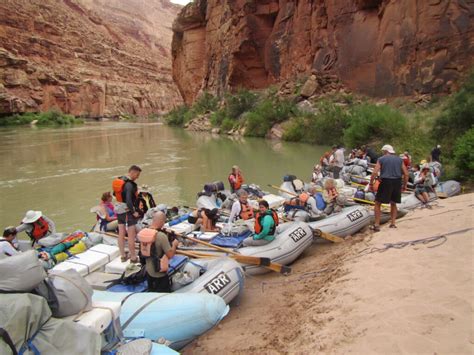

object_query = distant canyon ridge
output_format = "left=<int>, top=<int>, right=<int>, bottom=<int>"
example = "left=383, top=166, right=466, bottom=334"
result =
left=172, top=0, right=474, bottom=104
left=0, top=0, right=182, bottom=117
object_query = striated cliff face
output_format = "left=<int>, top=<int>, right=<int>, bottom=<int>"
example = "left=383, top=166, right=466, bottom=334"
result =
left=172, top=0, right=474, bottom=104
left=0, top=0, right=182, bottom=117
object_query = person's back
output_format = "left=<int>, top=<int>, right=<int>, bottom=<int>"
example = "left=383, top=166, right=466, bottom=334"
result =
left=431, top=145, right=441, bottom=162
left=378, top=154, right=403, bottom=179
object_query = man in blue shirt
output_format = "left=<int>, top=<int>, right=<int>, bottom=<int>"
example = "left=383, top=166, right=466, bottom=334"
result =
left=370, top=144, right=408, bottom=231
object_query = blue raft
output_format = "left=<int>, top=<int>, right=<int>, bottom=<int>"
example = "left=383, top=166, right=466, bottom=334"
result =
left=93, top=291, right=229, bottom=350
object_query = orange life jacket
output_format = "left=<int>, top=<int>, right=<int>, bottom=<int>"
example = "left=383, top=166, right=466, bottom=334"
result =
left=228, top=173, right=244, bottom=191
left=27, top=217, right=50, bottom=241
left=326, top=187, right=339, bottom=200
left=239, top=201, right=254, bottom=220
left=254, top=210, right=279, bottom=235
left=137, top=228, right=157, bottom=257
left=112, top=176, right=129, bottom=202
left=287, top=192, right=310, bottom=207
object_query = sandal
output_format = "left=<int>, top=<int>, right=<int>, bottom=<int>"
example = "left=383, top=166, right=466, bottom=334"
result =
left=130, top=257, right=140, bottom=264
left=121, top=252, right=129, bottom=262
left=369, top=225, right=380, bottom=232
left=389, top=224, right=397, bottom=228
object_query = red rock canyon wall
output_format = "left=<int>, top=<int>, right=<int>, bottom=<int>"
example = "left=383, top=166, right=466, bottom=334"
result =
left=172, top=0, right=474, bottom=104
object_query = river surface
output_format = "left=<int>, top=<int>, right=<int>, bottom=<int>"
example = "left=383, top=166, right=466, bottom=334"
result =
left=0, top=122, right=328, bottom=232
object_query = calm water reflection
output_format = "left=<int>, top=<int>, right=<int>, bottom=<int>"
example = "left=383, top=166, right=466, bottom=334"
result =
left=0, top=122, right=328, bottom=232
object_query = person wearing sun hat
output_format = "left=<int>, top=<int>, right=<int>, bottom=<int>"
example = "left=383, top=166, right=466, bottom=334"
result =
left=15, top=210, right=56, bottom=244
left=137, top=184, right=157, bottom=217
left=369, top=144, right=409, bottom=231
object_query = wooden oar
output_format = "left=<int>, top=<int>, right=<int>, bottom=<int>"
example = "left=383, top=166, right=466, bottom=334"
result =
left=180, top=234, right=291, bottom=275
left=268, top=184, right=300, bottom=196
left=311, top=228, right=344, bottom=243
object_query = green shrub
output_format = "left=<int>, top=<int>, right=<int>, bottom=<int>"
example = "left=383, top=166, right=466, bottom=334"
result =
left=221, top=118, right=235, bottom=132
left=225, top=89, right=258, bottom=119
left=0, top=110, right=82, bottom=126
left=210, top=109, right=226, bottom=127
left=282, top=100, right=349, bottom=145
left=193, top=92, right=219, bottom=114
left=245, top=98, right=298, bottom=137
left=432, top=71, right=474, bottom=151
left=344, top=104, right=407, bottom=148
left=453, top=128, right=474, bottom=180
left=164, top=105, right=190, bottom=126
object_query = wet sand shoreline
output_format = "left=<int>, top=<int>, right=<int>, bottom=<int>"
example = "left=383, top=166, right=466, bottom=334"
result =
left=183, top=193, right=474, bottom=354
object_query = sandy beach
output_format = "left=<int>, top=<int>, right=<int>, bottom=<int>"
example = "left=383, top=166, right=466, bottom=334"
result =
left=183, top=193, right=474, bottom=354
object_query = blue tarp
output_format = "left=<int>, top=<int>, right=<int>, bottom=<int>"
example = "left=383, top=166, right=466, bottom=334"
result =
left=210, top=230, right=253, bottom=248
left=109, top=281, right=148, bottom=293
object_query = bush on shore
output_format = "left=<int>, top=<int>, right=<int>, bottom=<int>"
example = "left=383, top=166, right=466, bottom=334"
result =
left=453, top=128, right=474, bottom=179
left=0, top=110, right=83, bottom=126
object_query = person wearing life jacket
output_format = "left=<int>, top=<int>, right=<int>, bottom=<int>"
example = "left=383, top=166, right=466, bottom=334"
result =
left=0, top=227, right=20, bottom=258
left=413, top=164, right=435, bottom=208
left=15, top=210, right=56, bottom=244
left=228, top=189, right=255, bottom=224
left=322, top=178, right=346, bottom=215
left=228, top=165, right=244, bottom=193
left=283, top=191, right=311, bottom=212
left=137, top=184, right=157, bottom=217
left=112, top=165, right=141, bottom=263
left=138, top=211, right=179, bottom=293
left=95, top=192, right=118, bottom=232
left=188, top=208, right=220, bottom=232
left=243, top=200, right=278, bottom=247
left=311, top=164, right=323, bottom=183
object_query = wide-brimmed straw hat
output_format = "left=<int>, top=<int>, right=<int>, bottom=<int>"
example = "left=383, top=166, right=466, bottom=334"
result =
left=22, top=210, right=42, bottom=224
left=140, top=185, right=150, bottom=194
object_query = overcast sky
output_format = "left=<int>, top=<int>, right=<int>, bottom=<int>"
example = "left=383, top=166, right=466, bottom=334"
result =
left=170, top=0, right=192, bottom=5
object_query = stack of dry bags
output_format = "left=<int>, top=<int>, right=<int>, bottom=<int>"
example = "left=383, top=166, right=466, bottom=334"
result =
left=0, top=250, right=101, bottom=354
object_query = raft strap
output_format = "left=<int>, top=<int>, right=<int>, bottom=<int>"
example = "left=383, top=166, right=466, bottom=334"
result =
left=0, top=328, right=18, bottom=355
left=121, top=295, right=166, bottom=331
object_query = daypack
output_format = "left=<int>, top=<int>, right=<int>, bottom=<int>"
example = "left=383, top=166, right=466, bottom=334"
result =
left=315, top=192, right=326, bottom=211
left=137, top=228, right=157, bottom=257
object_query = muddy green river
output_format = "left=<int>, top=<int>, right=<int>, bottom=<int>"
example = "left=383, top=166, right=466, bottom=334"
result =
left=0, top=122, right=328, bottom=232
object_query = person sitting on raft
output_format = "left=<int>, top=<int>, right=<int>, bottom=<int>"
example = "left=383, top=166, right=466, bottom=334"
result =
left=188, top=208, right=221, bottom=232
left=242, top=200, right=278, bottom=247
left=414, top=164, right=435, bottom=208
left=0, top=227, right=20, bottom=257
left=311, top=164, right=323, bottom=183
left=228, top=189, right=254, bottom=224
left=137, top=184, right=157, bottom=217
left=319, top=151, right=332, bottom=176
left=323, top=179, right=346, bottom=215
left=15, top=210, right=56, bottom=245
left=95, top=192, right=118, bottom=232
left=228, top=165, right=244, bottom=193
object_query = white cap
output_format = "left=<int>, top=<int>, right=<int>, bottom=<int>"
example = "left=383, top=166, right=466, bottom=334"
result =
left=22, top=210, right=42, bottom=224
left=381, top=144, right=395, bottom=154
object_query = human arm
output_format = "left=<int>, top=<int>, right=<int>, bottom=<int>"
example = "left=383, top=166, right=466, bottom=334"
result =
left=124, top=183, right=137, bottom=215
left=165, top=238, right=179, bottom=259
left=43, top=215, right=56, bottom=233
left=369, top=161, right=381, bottom=191
left=227, top=201, right=241, bottom=224
left=15, top=223, right=30, bottom=234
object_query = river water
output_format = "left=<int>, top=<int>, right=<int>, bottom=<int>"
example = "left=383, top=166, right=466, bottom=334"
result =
left=0, top=122, right=328, bottom=232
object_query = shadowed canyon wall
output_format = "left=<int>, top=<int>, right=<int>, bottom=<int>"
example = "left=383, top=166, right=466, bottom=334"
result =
left=172, top=0, right=474, bottom=104
left=0, top=0, right=182, bottom=116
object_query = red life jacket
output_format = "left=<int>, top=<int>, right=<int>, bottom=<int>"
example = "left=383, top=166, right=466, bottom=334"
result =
left=239, top=201, right=254, bottom=220
left=254, top=210, right=279, bottom=235
left=286, top=192, right=310, bottom=207
left=228, top=173, right=244, bottom=191
left=27, top=217, right=50, bottom=241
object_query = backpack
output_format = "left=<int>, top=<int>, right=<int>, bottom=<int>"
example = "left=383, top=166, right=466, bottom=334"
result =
left=112, top=176, right=128, bottom=202
left=137, top=228, right=156, bottom=257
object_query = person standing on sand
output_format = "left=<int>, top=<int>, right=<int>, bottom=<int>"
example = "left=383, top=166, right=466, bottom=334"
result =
left=370, top=144, right=408, bottom=231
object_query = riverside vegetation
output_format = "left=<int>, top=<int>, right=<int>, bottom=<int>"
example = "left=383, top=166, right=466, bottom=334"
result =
left=166, top=72, right=474, bottom=182
left=0, top=110, right=83, bottom=126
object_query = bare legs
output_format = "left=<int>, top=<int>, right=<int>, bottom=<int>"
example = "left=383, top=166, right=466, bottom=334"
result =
left=374, top=201, right=381, bottom=228
left=390, top=202, right=397, bottom=226
left=118, top=223, right=127, bottom=259
left=127, top=225, right=137, bottom=260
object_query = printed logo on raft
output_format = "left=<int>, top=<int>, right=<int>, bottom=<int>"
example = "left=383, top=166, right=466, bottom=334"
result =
left=346, top=209, right=364, bottom=222
left=204, top=272, right=231, bottom=294
left=289, top=227, right=307, bottom=243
